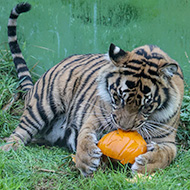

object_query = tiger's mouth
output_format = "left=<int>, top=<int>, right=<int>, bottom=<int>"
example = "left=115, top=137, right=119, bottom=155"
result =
left=110, top=113, right=137, bottom=132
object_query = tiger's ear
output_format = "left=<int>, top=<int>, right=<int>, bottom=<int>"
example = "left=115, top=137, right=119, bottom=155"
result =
left=159, top=63, right=178, bottom=78
left=109, top=43, right=129, bottom=67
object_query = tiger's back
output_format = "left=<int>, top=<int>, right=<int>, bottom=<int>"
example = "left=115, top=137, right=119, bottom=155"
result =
left=1, top=2, right=184, bottom=177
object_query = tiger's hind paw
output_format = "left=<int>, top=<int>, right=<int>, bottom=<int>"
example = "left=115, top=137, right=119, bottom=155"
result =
left=0, top=136, right=24, bottom=151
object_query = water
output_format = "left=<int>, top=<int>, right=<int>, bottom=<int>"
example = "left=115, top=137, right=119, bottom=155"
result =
left=1, top=0, right=190, bottom=83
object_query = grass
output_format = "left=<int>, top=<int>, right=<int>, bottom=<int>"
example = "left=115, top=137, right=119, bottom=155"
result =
left=0, top=45, right=190, bottom=190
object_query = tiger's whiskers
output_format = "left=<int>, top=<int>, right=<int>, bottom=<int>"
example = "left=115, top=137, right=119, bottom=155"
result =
left=136, top=120, right=176, bottom=141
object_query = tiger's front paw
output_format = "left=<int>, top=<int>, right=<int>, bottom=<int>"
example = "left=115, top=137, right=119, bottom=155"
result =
left=131, top=142, right=161, bottom=174
left=75, top=143, right=102, bottom=176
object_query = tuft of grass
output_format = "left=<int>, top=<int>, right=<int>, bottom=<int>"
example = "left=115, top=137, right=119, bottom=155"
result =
left=0, top=46, right=23, bottom=139
left=177, top=86, right=190, bottom=149
left=0, top=45, right=190, bottom=189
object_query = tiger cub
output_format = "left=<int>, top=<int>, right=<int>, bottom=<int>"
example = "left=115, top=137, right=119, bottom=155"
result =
left=1, top=2, right=184, bottom=176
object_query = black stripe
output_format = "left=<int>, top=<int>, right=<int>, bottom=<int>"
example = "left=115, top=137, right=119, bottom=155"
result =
left=74, top=64, right=107, bottom=111
left=69, top=62, right=107, bottom=127
left=17, top=124, right=33, bottom=139
left=153, top=84, right=159, bottom=100
left=34, top=74, right=49, bottom=125
left=128, top=59, right=142, bottom=65
left=22, top=87, right=32, bottom=92
left=73, top=125, right=79, bottom=150
left=62, top=63, right=83, bottom=96
left=13, top=56, right=26, bottom=67
left=154, top=85, right=161, bottom=106
left=129, top=59, right=160, bottom=68
left=123, top=70, right=136, bottom=76
left=160, top=63, right=168, bottom=68
left=89, top=96, right=99, bottom=114
left=176, top=65, right=184, bottom=80
left=20, top=83, right=33, bottom=89
left=9, top=13, right=18, bottom=19
left=157, top=95, right=161, bottom=106
left=142, top=59, right=159, bottom=68
left=25, top=84, right=34, bottom=102
left=162, top=88, right=170, bottom=110
left=67, top=57, right=105, bottom=101
left=168, top=108, right=179, bottom=121
left=67, top=126, right=78, bottom=151
left=135, top=49, right=162, bottom=60
left=148, top=69, right=159, bottom=76
left=69, top=79, right=97, bottom=124
left=129, top=58, right=159, bottom=69
left=51, top=57, right=92, bottom=94
left=19, top=75, right=33, bottom=83
left=16, top=66, right=29, bottom=73
left=109, top=83, right=115, bottom=90
left=61, top=54, right=87, bottom=69
left=99, top=101, right=111, bottom=129
left=151, top=53, right=164, bottom=60
left=60, top=99, right=66, bottom=112
left=48, top=65, right=63, bottom=115
left=25, top=105, right=42, bottom=130
left=134, top=72, right=157, bottom=84
left=136, top=49, right=148, bottom=57
left=62, top=61, right=82, bottom=91
left=54, top=55, right=88, bottom=85
left=176, top=72, right=184, bottom=80
left=21, top=116, right=39, bottom=132
left=62, top=54, right=102, bottom=96
left=126, top=65, right=141, bottom=71
left=72, top=78, right=79, bottom=96
left=39, top=73, right=49, bottom=124
left=13, top=132, right=25, bottom=143
left=13, top=55, right=33, bottom=91
left=8, top=26, right=16, bottom=36
left=61, top=128, right=72, bottom=149
left=79, top=88, right=98, bottom=128
left=9, top=41, right=21, bottom=54
left=106, top=72, right=115, bottom=79
left=116, top=77, right=121, bottom=86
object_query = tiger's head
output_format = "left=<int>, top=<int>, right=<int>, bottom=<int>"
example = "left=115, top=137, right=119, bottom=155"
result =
left=98, top=43, right=184, bottom=134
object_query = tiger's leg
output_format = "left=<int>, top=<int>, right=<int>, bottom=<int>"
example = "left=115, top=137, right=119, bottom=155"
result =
left=131, top=139, right=177, bottom=174
left=0, top=97, right=59, bottom=151
left=1, top=110, right=39, bottom=151
left=75, top=120, right=102, bottom=176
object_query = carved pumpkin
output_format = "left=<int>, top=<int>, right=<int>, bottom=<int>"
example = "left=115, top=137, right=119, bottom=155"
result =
left=98, top=129, right=147, bottom=164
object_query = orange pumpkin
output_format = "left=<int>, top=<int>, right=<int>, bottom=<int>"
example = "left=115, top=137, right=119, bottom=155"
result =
left=98, top=129, right=147, bottom=164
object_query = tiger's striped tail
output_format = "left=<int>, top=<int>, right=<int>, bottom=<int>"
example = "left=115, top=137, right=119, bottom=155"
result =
left=8, top=3, right=33, bottom=93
